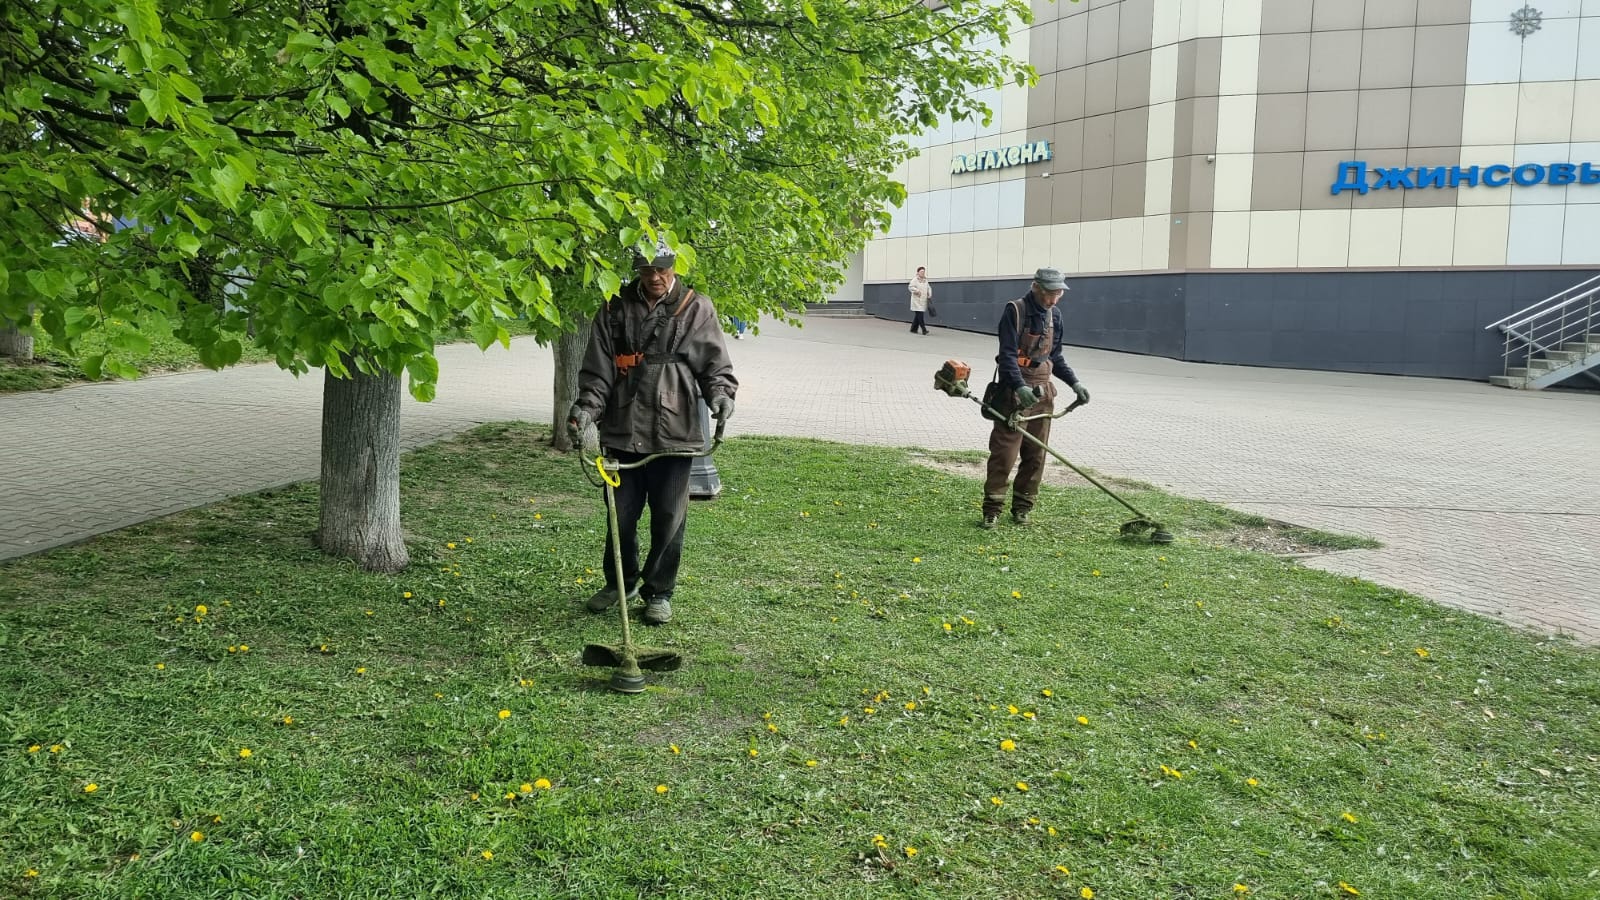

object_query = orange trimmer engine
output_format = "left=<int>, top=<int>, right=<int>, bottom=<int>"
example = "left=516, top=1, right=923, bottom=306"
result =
left=935, top=360, right=972, bottom=398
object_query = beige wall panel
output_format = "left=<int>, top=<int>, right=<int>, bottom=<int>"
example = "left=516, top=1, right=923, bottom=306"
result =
left=1255, top=94, right=1310, bottom=153
left=1142, top=214, right=1173, bottom=269
left=906, top=153, right=931, bottom=196
left=1305, top=91, right=1359, bottom=151
left=923, top=234, right=952, bottom=281
left=1409, top=86, right=1466, bottom=148
left=1258, top=33, right=1312, bottom=94
left=1022, top=225, right=1052, bottom=271
left=1215, top=95, right=1258, bottom=154
left=1355, top=89, right=1413, bottom=150
left=1452, top=206, right=1510, bottom=266
left=1082, top=168, right=1114, bottom=220
left=1298, top=209, right=1353, bottom=267
left=1262, top=0, right=1313, bottom=33
left=1403, top=146, right=1464, bottom=207
left=903, top=236, right=931, bottom=281
left=1455, top=144, right=1514, bottom=206
left=1252, top=152, right=1308, bottom=210
left=1210, top=211, right=1252, bottom=267
left=1300, top=151, right=1356, bottom=210
left=942, top=232, right=975, bottom=279
left=1196, top=0, right=1225, bottom=38
left=1313, top=0, right=1365, bottom=31
left=1561, top=206, right=1600, bottom=265
left=1213, top=154, right=1255, bottom=211
left=1360, top=28, right=1417, bottom=90
left=1150, top=44, right=1181, bottom=105
left=1000, top=130, right=1031, bottom=181
left=1219, top=35, right=1262, bottom=96
left=1109, top=217, right=1147, bottom=271
left=1119, top=0, right=1156, bottom=55
left=1417, top=0, right=1470, bottom=25
left=883, top=238, right=909, bottom=284
left=1248, top=210, right=1301, bottom=267
left=1347, top=209, right=1404, bottom=267
left=996, top=227, right=1026, bottom=278
left=1001, top=84, right=1030, bottom=135
left=865, top=239, right=889, bottom=283
left=926, top=149, right=954, bottom=193
left=1399, top=207, right=1457, bottom=266
left=1515, top=81, right=1576, bottom=145
left=1148, top=101, right=1178, bottom=161
left=1153, top=0, right=1183, bottom=48
left=1461, top=83, right=1520, bottom=145
left=1413, top=24, right=1469, bottom=87
left=1366, top=0, right=1418, bottom=29
left=1146, top=158, right=1175, bottom=215
left=1573, top=81, right=1600, bottom=142
left=1079, top=219, right=1113, bottom=272
left=970, top=230, right=1000, bottom=278
left=1055, top=67, right=1088, bottom=123
left=1223, top=0, right=1265, bottom=36
left=1050, top=223, right=1083, bottom=273
left=1349, top=148, right=1408, bottom=209
left=1180, top=211, right=1214, bottom=268
left=1179, top=0, right=1202, bottom=42
left=1309, top=31, right=1363, bottom=92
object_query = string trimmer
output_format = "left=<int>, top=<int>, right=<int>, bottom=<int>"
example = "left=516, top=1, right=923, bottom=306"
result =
left=578, top=417, right=727, bottom=693
left=934, top=360, right=1174, bottom=544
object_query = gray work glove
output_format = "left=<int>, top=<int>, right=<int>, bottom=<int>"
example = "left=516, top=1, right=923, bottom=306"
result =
left=1070, top=382, right=1091, bottom=404
left=1014, top=385, right=1041, bottom=408
left=710, top=395, right=735, bottom=422
left=566, top=406, right=595, bottom=450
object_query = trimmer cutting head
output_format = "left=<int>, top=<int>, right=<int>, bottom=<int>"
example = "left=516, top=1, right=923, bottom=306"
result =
left=581, top=644, right=684, bottom=672
left=1120, top=518, right=1175, bottom=544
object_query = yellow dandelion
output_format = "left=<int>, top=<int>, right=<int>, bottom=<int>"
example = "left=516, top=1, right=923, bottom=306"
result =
left=1415, top=647, right=1430, bottom=658
left=904, top=846, right=918, bottom=858
left=990, top=796, right=1003, bottom=806
left=403, top=591, right=413, bottom=599
left=1246, top=777, right=1259, bottom=787
left=805, top=760, right=818, bottom=767
left=1081, top=888, right=1095, bottom=899
left=503, top=792, right=516, bottom=800
left=156, top=663, right=165, bottom=670
left=533, top=778, right=551, bottom=790
left=1023, top=711, right=1036, bottom=720
left=83, top=783, right=99, bottom=793
left=465, top=537, right=473, bottom=543
left=25, top=869, right=39, bottom=877
left=1041, top=688, right=1053, bottom=697
left=748, top=748, right=759, bottom=758
left=1007, top=704, right=1020, bottom=715
left=365, top=609, right=374, bottom=616
left=1055, top=865, right=1071, bottom=875
left=195, top=605, right=208, bottom=616
left=863, top=707, right=875, bottom=715
left=905, top=701, right=917, bottom=711
left=1092, top=570, right=1100, bottom=577
left=469, top=792, right=480, bottom=801
left=839, top=716, right=849, bottom=726
left=1076, top=715, right=1089, bottom=726
left=238, top=748, right=252, bottom=759
left=28, top=744, right=40, bottom=753
left=481, top=850, right=494, bottom=860
left=1341, top=811, right=1359, bottom=824
left=1338, top=882, right=1361, bottom=896
left=767, top=723, right=778, bottom=733
left=227, top=646, right=237, bottom=653
left=1187, top=740, right=1198, bottom=750
left=434, top=692, right=443, bottom=699
left=533, top=513, right=543, bottom=520
left=49, top=744, right=62, bottom=753
left=516, top=783, right=531, bottom=794
left=498, top=709, right=511, bottom=719
left=356, top=667, right=367, bottom=675
left=655, top=784, right=669, bottom=794
left=1047, top=826, right=1058, bottom=836
left=922, top=685, right=931, bottom=695
left=1011, top=591, right=1021, bottom=599
left=1016, top=782, right=1029, bottom=791
left=960, top=616, right=974, bottom=625
left=1233, top=885, right=1250, bottom=895
left=943, top=622, right=953, bottom=631
left=872, top=834, right=888, bottom=848
left=190, top=831, right=205, bottom=842
left=1000, top=739, right=1016, bottom=752
left=912, top=557, right=922, bottom=563
left=446, top=542, right=457, bottom=549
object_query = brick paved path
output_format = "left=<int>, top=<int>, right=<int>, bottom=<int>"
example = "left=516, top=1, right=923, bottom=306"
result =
left=3, top=315, right=1596, bottom=643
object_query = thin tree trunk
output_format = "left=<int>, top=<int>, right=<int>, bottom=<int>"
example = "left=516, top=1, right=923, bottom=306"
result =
left=550, top=320, right=592, bottom=451
left=316, top=358, right=409, bottom=572
left=0, top=311, right=34, bottom=361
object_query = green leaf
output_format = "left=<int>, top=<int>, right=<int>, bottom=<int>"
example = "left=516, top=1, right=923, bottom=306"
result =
left=597, top=269, right=621, bottom=299
left=327, top=95, right=351, bottom=118
left=212, top=165, right=245, bottom=210
left=175, top=232, right=201, bottom=256
left=406, top=353, right=439, bottom=390
left=801, top=0, right=818, bottom=25
left=469, top=321, right=502, bottom=350
left=110, top=330, right=152, bottom=355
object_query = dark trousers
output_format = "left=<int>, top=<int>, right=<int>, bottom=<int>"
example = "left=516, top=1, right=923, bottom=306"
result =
left=602, top=452, right=693, bottom=599
left=982, top=398, right=1054, bottom=517
left=910, top=311, right=928, bottom=333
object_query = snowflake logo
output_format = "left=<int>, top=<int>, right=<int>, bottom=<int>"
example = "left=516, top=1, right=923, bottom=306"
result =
left=1509, top=5, right=1543, bottom=37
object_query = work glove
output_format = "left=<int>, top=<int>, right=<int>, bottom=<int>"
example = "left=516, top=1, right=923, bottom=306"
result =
left=710, top=395, right=735, bottom=422
left=1070, top=382, right=1091, bottom=404
left=1014, top=385, right=1041, bottom=408
left=566, top=406, right=595, bottom=449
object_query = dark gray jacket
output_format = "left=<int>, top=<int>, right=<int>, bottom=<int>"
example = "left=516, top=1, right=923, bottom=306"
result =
left=574, top=278, right=737, bottom=454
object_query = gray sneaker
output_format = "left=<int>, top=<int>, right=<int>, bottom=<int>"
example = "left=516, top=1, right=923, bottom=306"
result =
left=586, top=584, right=639, bottom=612
left=979, top=515, right=998, bottom=530
left=641, top=595, right=673, bottom=625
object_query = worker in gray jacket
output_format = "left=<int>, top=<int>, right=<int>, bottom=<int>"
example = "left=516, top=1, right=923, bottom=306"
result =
left=567, top=248, right=737, bottom=625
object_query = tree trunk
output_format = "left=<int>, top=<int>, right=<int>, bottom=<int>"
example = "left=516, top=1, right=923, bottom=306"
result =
left=316, top=359, right=409, bottom=572
left=550, top=320, right=592, bottom=451
left=0, top=312, right=34, bottom=362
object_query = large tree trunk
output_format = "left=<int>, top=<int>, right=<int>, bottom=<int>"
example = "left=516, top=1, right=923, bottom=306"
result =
left=549, top=320, right=592, bottom=451
left=316, top=359, right=409, bottom=572
left=0, top=312, right=34, bottom=361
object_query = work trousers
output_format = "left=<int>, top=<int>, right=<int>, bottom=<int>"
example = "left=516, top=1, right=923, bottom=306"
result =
left=982, top=398, right=1054, bottom=518
left=601, top=452, right=693, bottom=599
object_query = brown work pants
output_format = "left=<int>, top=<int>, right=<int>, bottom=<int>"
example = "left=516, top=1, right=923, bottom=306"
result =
left=982, top=395, right=1054, bottom=519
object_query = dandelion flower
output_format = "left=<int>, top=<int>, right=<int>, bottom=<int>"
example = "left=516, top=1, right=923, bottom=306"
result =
left=25, top=869, right=39, bottom=877
left=904, top=701, right=917, bottom=711
left=1081, top=888, right=1095, bottom=899
left=1414, top=647, right=1429, bottom=658
left=503, top=791, right=516, bottom=800
left=1041, top=689, right=1053, bottom=698
left=49, top=745, right=62, bottom=753
left=1076, top=716, right=1090, bottom=726
left=238, top=748, right=252, bottom=759
left=1340, top=812, right=1358, bottom=824
left=872, top=834, right=888, bottom=848
left=669, top=744, right=680, bottom=754
left=805, top=760, right=818, bottom=767
left=228, top=646, right=238, bottom=653
left=516, top=783, right=532, bottom=794
left=84, top=783, right=99, bottom=793
left=904, top=846, right=918, bottom=858
left=1055, top=865, right=1071, bottom=875
left=1047, top=826, right=1058, bottom=837
left=28, top=745, right=40, bottom=753
left=1092, top=570, right=1100, bottom=577
left=403, top=591, right=413, bottom=599
left=365, top=609, right=374, bottom=616
left=912, top=557, right=922, bottom=564
left=863, top=707, right=875, bottom=715
left=1011, top=591, right=1021, bottom=599
left=1023, top=711, right=1036, bottom=720
left=195, top=605, right=208, bottom=616
left=990, top=796, right=1003, bottom=806
left=767, top=723, right=778, bottom=733
left=470, top=792, right=479, bottom=801
left=446, top=542, right=457, bottom=549
left=356, top=667, right=367, bottom=675
left=156, top=663, right=165, bottom=670
left=498, top=709, right=511, bottom=719
left=839, top=716, right=849, bottom=726
left=1246, top=778, right=1259, bottom=787
left=1187, top=740, right=1198, bottom=750
left=1016, top=781, right=1029, bottom=791
left=534, top=778, right=551, bottom=790
left=1233, top=885, right=1250, bottom=895
left=533, top=513, right=543, bottom=520
left=655, top=784, right=669, bottom=794
left=190, top=831, right=204, bottom=842
left=481, top=850, right=494, bottom=860
left=1000, top=739, right=1016, bottom=752
left=748, top=749, right=759, bottom=758
left=1007, top=704, right=1020, bottom=715
left=1338, top=882, right=1360, bottom=896
left=943, top=622, right=953, bottom=631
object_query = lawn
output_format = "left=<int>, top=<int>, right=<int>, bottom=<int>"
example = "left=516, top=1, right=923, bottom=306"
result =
left=2, top=426, right=1596, bottom=899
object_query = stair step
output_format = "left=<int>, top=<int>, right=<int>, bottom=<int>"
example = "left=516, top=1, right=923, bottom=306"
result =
left=1489, top=375, right=1527, bottom=388
left=1558, top=342, right=1600, bottom=355
left=1541, top=350, right=1580, bottom=363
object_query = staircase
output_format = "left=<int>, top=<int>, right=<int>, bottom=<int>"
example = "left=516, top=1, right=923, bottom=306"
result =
left=803, top=300, right=867, bottom=318
left=1485, top=274, right=1600, bottom=390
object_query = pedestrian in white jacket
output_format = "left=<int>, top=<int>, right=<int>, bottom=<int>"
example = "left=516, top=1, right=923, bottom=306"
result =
left=908, top=266, right=932, bottom=335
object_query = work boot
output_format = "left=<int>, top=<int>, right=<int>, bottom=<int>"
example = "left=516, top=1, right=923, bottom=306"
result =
left=979, top=514, right=998, bottom=530
left=641, top=595, right=673, bottom=625
left=586, top=583, right=639, bottom=612
left=1012, top=510, right=1031, bottom=526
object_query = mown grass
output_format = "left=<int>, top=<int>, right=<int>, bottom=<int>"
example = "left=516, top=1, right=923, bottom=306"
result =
left=2, top=425, right=1596, bottom=899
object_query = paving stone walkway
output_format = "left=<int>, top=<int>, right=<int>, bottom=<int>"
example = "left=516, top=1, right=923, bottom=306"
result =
left=3, top=315, right=1596, bottom=643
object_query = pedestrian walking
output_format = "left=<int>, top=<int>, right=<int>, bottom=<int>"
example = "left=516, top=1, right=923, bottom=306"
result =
left=908, top=266, right=932, bottom=335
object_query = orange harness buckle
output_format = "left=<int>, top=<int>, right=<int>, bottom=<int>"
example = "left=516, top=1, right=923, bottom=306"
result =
left=614, top=352, right=644, bottom=373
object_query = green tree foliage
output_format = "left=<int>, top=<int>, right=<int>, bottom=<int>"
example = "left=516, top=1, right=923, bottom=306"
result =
left=1, top=0, right=1033, bottom=395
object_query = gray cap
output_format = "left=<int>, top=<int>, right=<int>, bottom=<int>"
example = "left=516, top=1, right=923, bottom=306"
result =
left=632, top=249, right=676, bottom=270
left=1034, top=266, right=1069, bottom=291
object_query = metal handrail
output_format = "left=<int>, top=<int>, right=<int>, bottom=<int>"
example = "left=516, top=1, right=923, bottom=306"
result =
left=1485, top=274, right=1600, bottom=331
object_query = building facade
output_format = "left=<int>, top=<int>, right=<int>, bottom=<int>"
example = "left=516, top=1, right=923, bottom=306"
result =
left=860, top=0, right=1600, bottom=381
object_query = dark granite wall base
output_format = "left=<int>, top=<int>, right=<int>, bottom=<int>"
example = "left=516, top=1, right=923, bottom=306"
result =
left=863, top=270, right=1600, bottom=383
